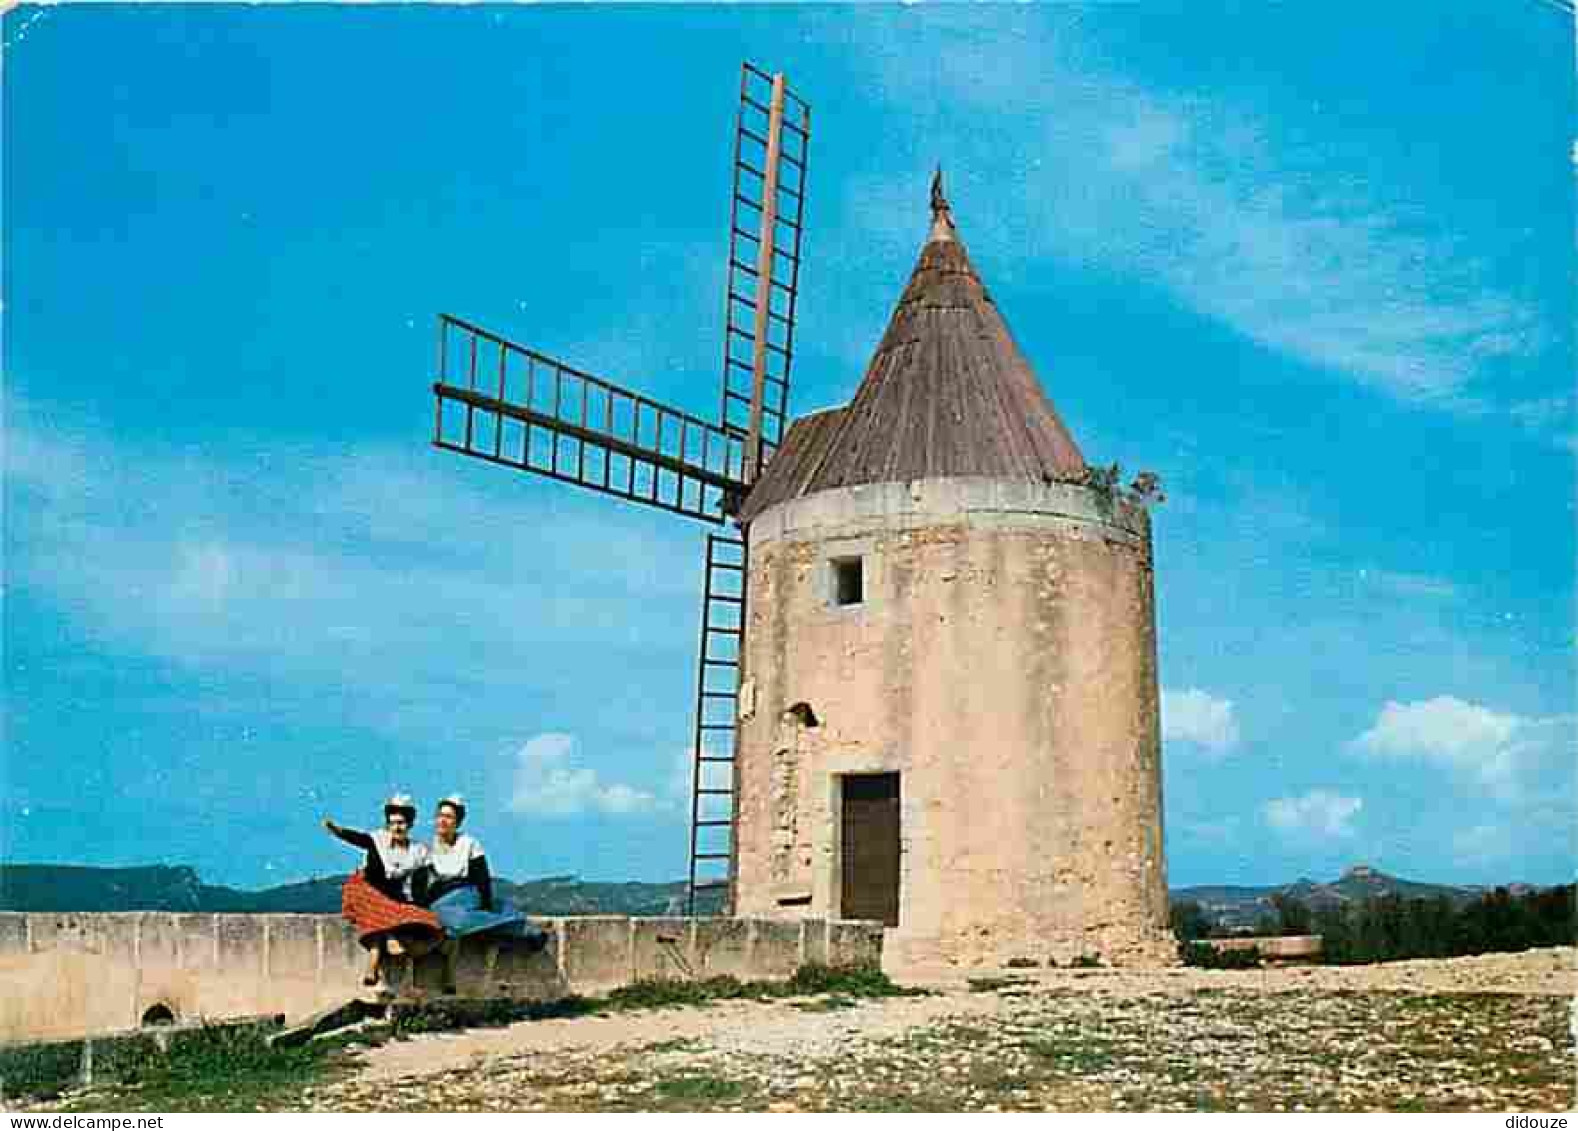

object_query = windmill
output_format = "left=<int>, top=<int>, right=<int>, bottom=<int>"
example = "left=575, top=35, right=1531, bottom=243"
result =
left=429, top=64, right=810, bottom=915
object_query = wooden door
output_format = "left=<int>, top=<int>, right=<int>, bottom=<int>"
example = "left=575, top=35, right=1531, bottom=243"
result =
left=840, top=773, right=901, bottom=926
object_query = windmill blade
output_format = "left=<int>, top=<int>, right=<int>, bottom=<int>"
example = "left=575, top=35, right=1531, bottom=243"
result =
left=433, top=314, right=747, bottom=524
left=685, top=531, right=746, bottom=915
left=718, top=63, right=811, bottom=483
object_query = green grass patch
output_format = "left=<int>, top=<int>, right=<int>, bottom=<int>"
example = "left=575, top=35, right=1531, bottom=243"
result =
left=933, top=1022, right=996, bottom=1043
left=388, top=963, right=914, bottom=1034
left=1019, top=1036, right=1120, bottom=1074
left=1180, top=942, right=1261, bottom=969
left=391, top=993, right=601, bottom=1034
left=649, top=1073, right=749, bottom=1104
left=966, top=975, right=1033, bottom=992
left=603, top=963, right=924, bottom=1011
left=25, top=963, right=920, bottom=1112
left=641, top=1037, right=704, bottom=1055
left=844, top=1089, right=951, bottom=1112
left=784, top=962, right=921, bottom=998
left=605, top=977, right=748, bottom=1010
left=0, top=1039, right=89, bottom=1102
left=967, top=1059, right=1030, bottom=1094
left=790, top=994, right=858, bottom=1013
left=51, top=1024, right=346, bottom=1113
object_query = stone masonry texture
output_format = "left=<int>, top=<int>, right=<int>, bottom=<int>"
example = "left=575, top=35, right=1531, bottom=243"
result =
left=735, top=477, right=1175, bottom=968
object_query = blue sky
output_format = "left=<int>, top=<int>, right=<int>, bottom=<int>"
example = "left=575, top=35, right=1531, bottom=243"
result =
left=5, top=3, right=1574, bottom=891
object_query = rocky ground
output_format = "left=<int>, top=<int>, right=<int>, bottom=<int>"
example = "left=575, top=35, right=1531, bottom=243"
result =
left=290, top=948, right=1577, bottom=1112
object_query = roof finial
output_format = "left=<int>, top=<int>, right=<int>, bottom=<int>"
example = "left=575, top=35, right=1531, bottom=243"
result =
left=930, top=165, right=949, bottom=214
left=927, top=165, right=956, bottom=244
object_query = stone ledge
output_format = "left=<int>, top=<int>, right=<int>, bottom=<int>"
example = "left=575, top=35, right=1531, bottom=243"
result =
left=0, top=913, right=885, bottom=1043
left=747, top=477, right=1150, bottom=548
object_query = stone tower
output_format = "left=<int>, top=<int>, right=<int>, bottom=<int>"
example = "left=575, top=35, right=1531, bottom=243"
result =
left=728, top=178, right=1174, bottom=968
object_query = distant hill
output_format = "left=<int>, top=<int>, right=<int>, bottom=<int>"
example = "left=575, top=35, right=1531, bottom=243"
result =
left=1173, top=864, right=1486, bottom=930
left=0, top=864, right=725, bottom=916
left=1, top=862, right=1531, bottom=924
left=0, top=864, right=239, bottom=913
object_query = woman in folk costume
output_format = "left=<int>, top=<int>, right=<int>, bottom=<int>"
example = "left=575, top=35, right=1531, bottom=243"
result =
left=324, top=793, right=442, bottom=987
left=424, top=794, right=547, bottom=991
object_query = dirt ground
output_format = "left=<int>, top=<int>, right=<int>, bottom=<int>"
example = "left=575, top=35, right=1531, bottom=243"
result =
left=295, top=947, right=1577, bottom=1112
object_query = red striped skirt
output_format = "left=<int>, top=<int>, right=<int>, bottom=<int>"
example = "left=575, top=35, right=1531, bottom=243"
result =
left=341, top=871, right=441, bottom=948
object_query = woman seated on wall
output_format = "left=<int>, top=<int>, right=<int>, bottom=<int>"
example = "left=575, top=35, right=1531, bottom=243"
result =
left=324, top=793, right=443, bottom=988
left=423, top=794, right=548, bottom=992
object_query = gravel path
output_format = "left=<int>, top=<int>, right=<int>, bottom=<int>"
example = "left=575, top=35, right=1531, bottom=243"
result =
left=296, top=947, right=1577, bottom=1112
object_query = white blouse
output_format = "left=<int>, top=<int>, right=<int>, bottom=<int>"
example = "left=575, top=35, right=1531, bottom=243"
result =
left=372, top=830, right=429, bottom=897
left=429, top=834, right=485, bottom=880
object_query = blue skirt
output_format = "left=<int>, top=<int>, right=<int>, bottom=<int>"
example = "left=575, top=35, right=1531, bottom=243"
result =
left=430, top=885, right=546, bottom=946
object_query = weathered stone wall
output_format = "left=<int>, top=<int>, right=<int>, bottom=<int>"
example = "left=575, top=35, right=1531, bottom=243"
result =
left=0, top=913, right=366, bottom=1045
left=1204, top=935, right=1324, bottom=964
left=736, top=477, right=1175, bottom=968
left=0, top=913, right=883, bottom=1042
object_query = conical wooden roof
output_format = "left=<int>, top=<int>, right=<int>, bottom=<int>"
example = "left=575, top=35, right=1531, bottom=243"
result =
left=738, top=174, right=1085, bottom=524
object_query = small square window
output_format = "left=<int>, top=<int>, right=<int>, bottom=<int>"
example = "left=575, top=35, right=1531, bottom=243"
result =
left=831, top=556, right=864, bottom=606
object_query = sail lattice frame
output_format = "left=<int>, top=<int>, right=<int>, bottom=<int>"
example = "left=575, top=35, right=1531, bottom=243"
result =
left=685, top=532, right=746, bottom=915
left=427, top=62, right=812, bottom=921
left=717, top=63, right=811, bottom=476
left=433, top=314, right=747, bottom=524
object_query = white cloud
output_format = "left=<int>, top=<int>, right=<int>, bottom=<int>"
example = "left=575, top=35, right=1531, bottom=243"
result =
left=507, top=733, right=662, bottom=818
left=1451, top=806, right=1576, bottom=874
left=1353, top=696, right=1518, bottom=760
left=823, top=11, right=1548, bottom=413
left=1358, top=569, right=1458, bottom=602
left=1506, top=395, right=1577, bottom=451
left=1161, top=687, right=1240, bottom=754
left=1509, top=395, right=1572, bottom=432
left=170, top=542, right=238, bottom=609
left=1349, top=696, right=1568, bottom=798
left=1176, top=817, right=1241, bottom=846
left=1452, top=823, right=1515, bottom=867
left=1264, top=790, right=1363, bottom=838
left=4, top=405, right=701, bottom=735
left=666, top=748, right=693, bottom=805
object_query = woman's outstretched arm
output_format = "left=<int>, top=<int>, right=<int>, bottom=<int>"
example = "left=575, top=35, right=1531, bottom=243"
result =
left=323, top=819, right=375, bottom=850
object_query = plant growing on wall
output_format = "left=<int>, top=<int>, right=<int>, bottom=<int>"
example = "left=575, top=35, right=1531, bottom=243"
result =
left=1060, top=463, right=1166, bottom=508
left=1128, top=470, right=1166, bottom=505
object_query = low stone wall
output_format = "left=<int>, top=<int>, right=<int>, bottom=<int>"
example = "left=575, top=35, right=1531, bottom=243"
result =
left=0, top=913, right=883, bottom=1043
left=1203, top=935, right=1323, bottom=964
left=0, top=1014, right=286, bottom=1101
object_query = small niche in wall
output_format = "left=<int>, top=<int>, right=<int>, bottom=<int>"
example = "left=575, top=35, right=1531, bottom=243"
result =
left=831, top=556, right=864, bottom=606
left=141, top=1003, right=177, bottom=1027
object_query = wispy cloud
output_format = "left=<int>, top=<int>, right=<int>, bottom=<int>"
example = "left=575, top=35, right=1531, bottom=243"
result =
left=1175, top=816, right=1242, bottom=847
left=5, top=396, right=701, bottom=747
left=506, top=733, right=664, bottom=818
left=1161, top=687, right=1241, bottom=755
left=1349, top=696, right=1571, bottom=801
left=1452, top=804, right=1575, bottom=873
left=1357, top=570, right=1458, bottom=602
left=1264, top=790, right=1363, bottom=838
left=1452, top=823, right=1516, bottom=868
left=1508, top=395, right=1577, bottom=453
left=821, top=10, right=1550, bottom=413
left=1509, top=395, right=1573, bottom=432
